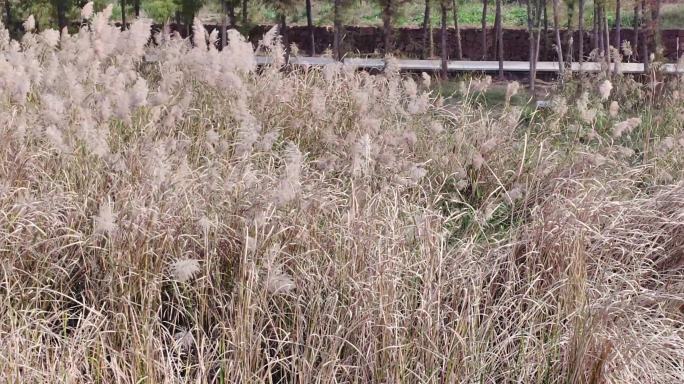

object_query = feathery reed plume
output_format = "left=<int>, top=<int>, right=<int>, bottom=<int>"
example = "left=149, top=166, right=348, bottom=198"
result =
left=192, top=18, right=207, bottom=50
left=23, top=15, right=35, bottom=32
left=612, top=117, right=641, bottom=138
left=609, top=101, right=620, bottom=118
left=170, top=259, right=201, bottom=283
left=505, top=81, right=520, bottom=104
left=93, top=199, right=118, bottom=235
left=599, top=80, right=613, bottom=100
left=81, top=2, right=94, bottom=20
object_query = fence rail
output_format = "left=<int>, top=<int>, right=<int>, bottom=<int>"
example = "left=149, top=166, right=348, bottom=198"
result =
left=251, top=56, right=684, bottom=74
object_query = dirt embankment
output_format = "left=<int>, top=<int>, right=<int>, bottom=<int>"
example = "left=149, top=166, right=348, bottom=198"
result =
left=164, top=24, right=683, bottom=61
left=251, top=26, right=684, bottom=62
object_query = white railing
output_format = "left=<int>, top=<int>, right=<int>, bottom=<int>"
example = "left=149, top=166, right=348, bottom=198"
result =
left=252, top=56, right=684, bottom=74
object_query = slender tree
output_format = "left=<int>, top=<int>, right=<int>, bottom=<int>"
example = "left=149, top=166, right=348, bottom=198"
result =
left=216, top=1, right=238, bottom=48
left=220, top=0, right=227, bottom=48
left=598, top=1, right=604, bottom=56
left=120, top=0, right=126, bottom=30
left=242, top=0, right=247, bottom=24
left=481, top=0, right=488, bottom=59
left=429, top=6, right=434, bottom=58
left=592, top=1, right=598, bottom=52
left=3, top=0, right=11, bottom=29
left=493, top=0, right=500, bottom=59
left=278, top=12, right=289, bottom=62
left=650, top=0, right=662, bottom=90
left=565, top=0, right=575, bottom=65
left=526, top=0, right=544, bottom=94
left=452, top=0, right=462, bottom=59
left=526, top=0, right=535, bottom=92
left=651, top=0, right=662, bottom=58
left=379, top=0, right=394, bottom=56
left=264, top=0, right=296, bottom=61
left=543, top=0, right=549, bottom=57
left=228, top=0, right=236, bottom=26
left=603, top=2, right=609, bottom=53
left=526, top=0, right=536, bottom=92
left=633, top=0, right=641, bottom=61
left=615, top=0, right=621, bottom=52
left=134, top=0, right=140, bottom=17
left=495, top=0, right=503, bottom=78
left=641, top=0, right=649, bottom=72
left=552, top=0, right=564, bottom=80
left=534, top=1, right=543, bottom=77
left=305, top=0, right=314, bottom=55
left=603, top=2, right=610, bottom=74
left=578, top=0, right=584, bottom=72
left=51, top=0, right=70, bottom=31
left=422, top=0, right=431, bottom=59
left=332, top=0, right=351, bottom=60
left=176, top=0, right=204, bottom=36
left=333, top=0, right=342, bottom=59
left=375, top=0, right=408, bottom=56
left=440, top=0, right=448, bottom=77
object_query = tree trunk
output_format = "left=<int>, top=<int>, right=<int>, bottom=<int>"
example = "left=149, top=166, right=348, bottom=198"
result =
left=651, top=0, right=661, bottom=59
left=481, top=0, right=488, bottom=59
left=382, top=1, right=392, bottom=56
left=566, top=0, right=574, bottom=65
left=526, top=0, right=537, bottom=93
left=134, top=0, right=140, bottom=17
left=493, top=0, right=500, bottom=59
left=57, top=0, right=68, bottom=31
left=596, top=2, right=607, bottom=56
left=228, top=3, right=236, bottom=27
left=543, top=0, right=549, bottom=58
left=306, top=0, right=315, bottom=55
left=496, top=0, right=503, bottom=78
left=221, top=1, right=228, bottom=49
left=603, top=3, right=611, bottom=74
left=633, top=1, right=640, bottom=61
left=4, top=0, right=11, bottom=29
left=441, top=2, right=448, bottom=78
left=430, top=16, right=434, bottom=58
left=242, top=0, right=248, bottom=25
left=452, top=0, right=463, bottom=59
left=535, top=5, right=543, bottom=66
left=642, top=0, right=649, bottom=73
left=280, top=13, right=290, bottom=64
left=578, top=0, right=584, bottom=72
left=603, top=3, right=610, bottom=52
left=422, top=0, right=431, bottom=59
left=592, top=2, right=599, bottom=53
left=552, top=0, right=564, bottom=80
left=534, top=0, right=544, bottom=91
left=333, top=0, right=343, bottom=60
left=615, top=0, right=621, bottom=52
left=120, top=0, right=127, bottom=31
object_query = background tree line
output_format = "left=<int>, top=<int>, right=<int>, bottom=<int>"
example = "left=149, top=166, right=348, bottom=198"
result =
left=2, top=0, right=668, bottom=81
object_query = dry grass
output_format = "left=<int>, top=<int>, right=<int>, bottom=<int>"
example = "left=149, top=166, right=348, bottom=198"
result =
left=0, top=4, right=683, bottom=383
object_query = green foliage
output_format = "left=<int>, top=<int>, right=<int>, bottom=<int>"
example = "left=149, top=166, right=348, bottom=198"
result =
left=174, top=0, right=203, bottom=24
left=142, top=0, right=176, bottom=21
left=5, top=0, right=684, bottom=35
left=261, top=0, right=297, bottom=16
